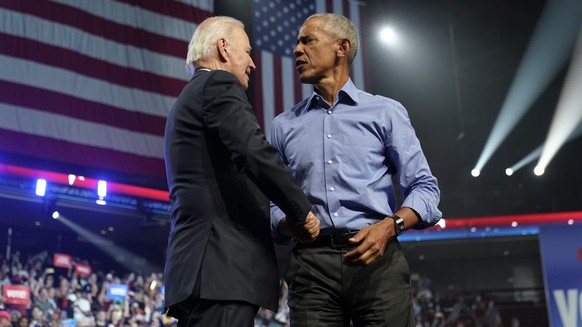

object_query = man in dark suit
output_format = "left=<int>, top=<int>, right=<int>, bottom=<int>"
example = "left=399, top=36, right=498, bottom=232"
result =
left=163, top=16, right=320, bottom=327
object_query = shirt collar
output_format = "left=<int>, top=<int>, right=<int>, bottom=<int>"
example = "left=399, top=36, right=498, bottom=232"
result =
left=303, top=78, right=359, bottom=112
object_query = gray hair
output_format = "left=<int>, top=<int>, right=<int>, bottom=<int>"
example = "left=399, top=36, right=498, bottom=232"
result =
left=185, top=16, right=245, bottom=75
left=305, top=13, right=359, bottom=66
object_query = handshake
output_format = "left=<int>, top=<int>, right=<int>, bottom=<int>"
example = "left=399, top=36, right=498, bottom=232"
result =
left=278, top=211, right=320, bottom=243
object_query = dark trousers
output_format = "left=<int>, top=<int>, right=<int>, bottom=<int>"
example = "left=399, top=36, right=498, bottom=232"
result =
left=168, top=274, right=259, bottom=327
left=285, top=239, right=415, bottom=327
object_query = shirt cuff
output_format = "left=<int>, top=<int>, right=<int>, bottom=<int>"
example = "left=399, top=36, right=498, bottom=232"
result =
left=270, top=207, right=293, bottom=244
left=402, top=195, right=442, bottom=229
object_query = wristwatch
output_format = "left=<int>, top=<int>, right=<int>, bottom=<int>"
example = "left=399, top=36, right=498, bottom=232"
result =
left=390, top=214, right=406, bottom=236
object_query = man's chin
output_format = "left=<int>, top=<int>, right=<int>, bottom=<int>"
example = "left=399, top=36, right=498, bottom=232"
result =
left=298, top=74, right=314, bottom=84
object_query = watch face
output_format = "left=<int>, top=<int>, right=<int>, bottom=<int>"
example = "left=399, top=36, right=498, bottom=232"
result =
left=391, top=215, right=405, bottom=235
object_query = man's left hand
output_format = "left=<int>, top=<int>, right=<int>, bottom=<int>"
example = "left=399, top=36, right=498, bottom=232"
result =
left=342, top=218, right=394, bottom=266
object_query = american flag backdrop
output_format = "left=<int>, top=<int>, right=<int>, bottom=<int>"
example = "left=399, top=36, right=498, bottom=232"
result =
left=0, top=0, right=213, bottom=180
left=250, top=0, right=367, bottom=138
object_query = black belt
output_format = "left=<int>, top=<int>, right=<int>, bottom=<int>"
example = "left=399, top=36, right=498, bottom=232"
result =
left=295, top=230, right=360, bottom=249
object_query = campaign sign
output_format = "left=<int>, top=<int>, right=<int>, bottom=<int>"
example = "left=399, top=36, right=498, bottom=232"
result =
left=74, top=262, right=92, bottom=277
left=2, top=285, right=30, bottom=305
left=539, top=225, right=582, bottom=327
left=106, top=284, right=128, bottom=302
left=54, top=253, right=72, bottom=268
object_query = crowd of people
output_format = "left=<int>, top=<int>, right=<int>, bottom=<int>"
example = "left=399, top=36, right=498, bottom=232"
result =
left=0, top=250, right=170, bottom=327
left=0, top=249, right=519, bottom=327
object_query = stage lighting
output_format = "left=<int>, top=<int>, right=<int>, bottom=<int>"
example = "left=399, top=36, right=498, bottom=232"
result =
left=97, top=180, right=107, bottom=198
left=52, top=211, right=59, bottom=219
left=35, top=179, right=47, bottom=196
left=96, top=180, right=107, bottom=205
left=534, top=166, right=545, bottom=176
left=436, top=219, right=446, bottom=229
left=379, top=26, right=397, bottom=45
left=505, top=168, right=513, bottom=176
left=471, top=169, right=480, bottom=177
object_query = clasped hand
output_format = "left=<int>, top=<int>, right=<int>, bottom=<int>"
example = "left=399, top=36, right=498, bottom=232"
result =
left=280, top=211, right=320, bottom=243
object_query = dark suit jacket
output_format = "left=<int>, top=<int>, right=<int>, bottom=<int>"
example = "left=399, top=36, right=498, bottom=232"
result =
left=163, top=70, right=310, bottom=311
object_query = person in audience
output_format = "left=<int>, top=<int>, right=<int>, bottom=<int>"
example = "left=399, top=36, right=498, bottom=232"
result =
left=0, top=311, right=11, bottom=327
left=95, top=310, right=108, bottom=327
left=15, top=316, right=28, bottom=327
left=73, top=288, right=95, bottom=327
left=29, top=307, right=44, bottom=327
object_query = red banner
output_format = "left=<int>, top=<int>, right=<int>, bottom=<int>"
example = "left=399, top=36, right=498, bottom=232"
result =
left=2, top=285, right=30, bottom=305
left=74, top=263, right=92, bottom=277
left=53, top=253, right=72, bottom=268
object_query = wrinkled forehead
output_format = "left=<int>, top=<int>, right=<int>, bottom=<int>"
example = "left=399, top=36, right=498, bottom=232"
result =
left=299, top=18, right=331, bottom=38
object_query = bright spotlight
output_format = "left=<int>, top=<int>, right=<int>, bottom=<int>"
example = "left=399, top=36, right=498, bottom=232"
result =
left=436, top=219, right=446, bottom=229
left=35, top=179, right=47, bottom=196
left=472, top=0, right=581, bottom=174
left=536, top=27, right=582, bottom=172
left=534, top=165, right=545, bottom=176
left=505, top=168, right=513, bottom=176
left=52, top=211, right=60, bottom=219
left=97, top=180, right=107, bottom=198
left=379, top=26, right=397, bottom=45
left=471, top=169, right=480, bottom=177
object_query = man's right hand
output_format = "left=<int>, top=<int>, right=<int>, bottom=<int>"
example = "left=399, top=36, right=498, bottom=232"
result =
left=279, top=211, right=320, bottom=243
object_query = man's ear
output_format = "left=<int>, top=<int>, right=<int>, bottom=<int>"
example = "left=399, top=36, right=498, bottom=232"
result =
left=217, top=37, right=229, bottom=62
left=336, top=38, right=352, bottom=58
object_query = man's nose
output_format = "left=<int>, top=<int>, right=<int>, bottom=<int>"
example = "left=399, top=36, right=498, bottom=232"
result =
left=293, top=45, right=302, bottom=57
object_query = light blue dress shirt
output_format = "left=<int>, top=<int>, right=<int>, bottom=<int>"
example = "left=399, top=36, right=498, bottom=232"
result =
left=270, top=79, right=442, bottom=243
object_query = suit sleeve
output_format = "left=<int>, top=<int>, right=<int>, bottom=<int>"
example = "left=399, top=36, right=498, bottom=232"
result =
left=201, top=70, right=310, bottom=221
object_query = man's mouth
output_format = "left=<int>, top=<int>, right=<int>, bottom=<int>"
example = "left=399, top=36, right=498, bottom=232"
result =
left=295, top=60, right=307, bottom=70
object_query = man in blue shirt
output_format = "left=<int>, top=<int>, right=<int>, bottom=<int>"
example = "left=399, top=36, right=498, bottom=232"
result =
left=270, top=13, right=442, bottom=326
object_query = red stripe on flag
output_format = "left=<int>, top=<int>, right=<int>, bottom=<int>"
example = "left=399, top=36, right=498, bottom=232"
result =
left=326, top=0, right=333, bottom=12
left=0, top=129, right=165, bottom=179
left=252, top=51, right=265, bottom=132
left=0, top=80, right=166, bottom=136
left=0, top=1, right=185, bottom=58
left=114, top=0, right=210, bottom=24
left=343, top=1, right=350, bottom=18
left=0, top=33, right=185, bottom=97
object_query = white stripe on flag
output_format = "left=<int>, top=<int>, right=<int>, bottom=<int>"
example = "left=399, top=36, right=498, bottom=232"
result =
left=350, top=1, right=364, bottom=89
left=261, top=50, right=275, bottom=140
left=50, top=0, right=199, bottom=42
left=316, top=0, right=326, bottom=13
left=282, top=56, right=296, bottom=112
left=1, top=54, right=175, bottom=117
left=333, top=0, right=343, bottom=15
left=302, top=83, right=312, bottom=100
left=0, top=104, right=163, bottom=158
left=175, top=0, right=214, bottom=13
left=0, top=8, right=189, bottom=80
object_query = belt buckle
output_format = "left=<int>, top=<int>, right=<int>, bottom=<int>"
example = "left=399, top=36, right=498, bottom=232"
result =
left=330, top=231, right=357, bottom=249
